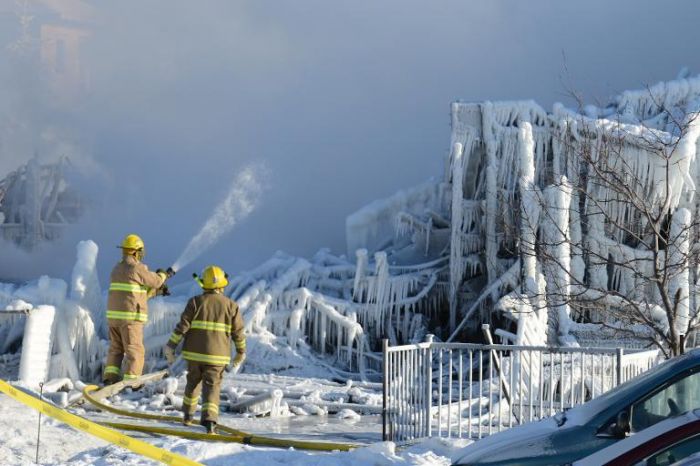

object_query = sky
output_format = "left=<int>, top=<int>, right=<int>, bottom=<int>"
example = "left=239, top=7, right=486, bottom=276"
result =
left=0, top=0, right=699, bottom=284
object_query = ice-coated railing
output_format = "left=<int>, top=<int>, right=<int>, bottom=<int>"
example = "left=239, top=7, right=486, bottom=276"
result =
left=382, top=337, right=660, bottom=442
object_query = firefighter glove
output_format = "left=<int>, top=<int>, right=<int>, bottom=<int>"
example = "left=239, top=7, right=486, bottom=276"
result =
left=232, top=352, right=246, bottom=370
left=164, top=345, right=176, bottom=365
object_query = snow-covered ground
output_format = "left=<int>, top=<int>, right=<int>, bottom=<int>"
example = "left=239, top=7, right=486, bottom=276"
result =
left=0, top=320, right=468, bottom=465
left=0, top=389, right=468, bottom=465
left=0, top=394, right=109, bottom=465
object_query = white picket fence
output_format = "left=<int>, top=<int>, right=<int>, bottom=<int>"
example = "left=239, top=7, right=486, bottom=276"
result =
left=381, top=337, right=659, bottom=442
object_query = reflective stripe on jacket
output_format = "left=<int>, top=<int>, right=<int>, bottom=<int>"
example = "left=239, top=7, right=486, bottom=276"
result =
left=107, top=255, right=166, bottom=323
left=167, top=291, right=245, bottom=366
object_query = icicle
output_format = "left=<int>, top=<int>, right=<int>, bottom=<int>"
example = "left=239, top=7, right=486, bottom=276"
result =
left=669, top=208, right=691, bottom=335
left=69, top=240, right=103, bottom=338
left=53, top=306, right=80, bottom=381
left=482, top=103, right=501, bottom=291
left=518, top=122, right=540, bottom=295
left=372, top=251, right=390, bottom=339
left=448, top=141, right=466, bottom=333
left=542, top=177, right=573, bottom=344
left=425, top=217, right=432, bottom=256
left=66, top=303, right=103, bottom=380
left=353, top=249, right=368, bottom=301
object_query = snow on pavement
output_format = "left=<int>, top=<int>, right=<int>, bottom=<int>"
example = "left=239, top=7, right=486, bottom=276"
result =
left=0, top=392, right=468, bottom=465
left=0, top=393, right=110, bottom=465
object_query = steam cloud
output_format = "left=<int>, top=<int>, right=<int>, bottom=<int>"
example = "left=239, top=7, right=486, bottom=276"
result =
left=1, top=1, right=700, bottom=283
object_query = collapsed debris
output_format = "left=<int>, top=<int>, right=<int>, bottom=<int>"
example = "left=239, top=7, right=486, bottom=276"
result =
left=0, top=156, right=84, bottom=250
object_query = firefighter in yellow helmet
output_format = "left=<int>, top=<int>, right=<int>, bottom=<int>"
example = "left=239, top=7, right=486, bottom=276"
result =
left=164, top=265, right=245, bottom=433
left=103, top=234, right=175, bottom=385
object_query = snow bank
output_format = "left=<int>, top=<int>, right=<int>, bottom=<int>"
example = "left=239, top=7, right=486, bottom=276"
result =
left=165, top=438, right=456, bottom=466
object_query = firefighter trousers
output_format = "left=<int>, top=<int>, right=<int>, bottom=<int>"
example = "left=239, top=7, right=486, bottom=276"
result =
left=182, top=362, right=225, bottom=423
left=103, top=321, right=145, bottom=384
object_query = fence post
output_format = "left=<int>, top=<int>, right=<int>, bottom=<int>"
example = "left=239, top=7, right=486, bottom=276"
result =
left=382, top=338, right=389, bottom=441
left=616, top=347, right=624, bottom=385
left=680, top=334, right=686, bottom=355
left=425, top=333, right=434, bottom=437
left=482, top=323, right=517, bottom=423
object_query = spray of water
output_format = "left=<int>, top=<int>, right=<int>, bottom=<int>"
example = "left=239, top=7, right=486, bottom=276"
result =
left=172, top=163, right=266, bottom=272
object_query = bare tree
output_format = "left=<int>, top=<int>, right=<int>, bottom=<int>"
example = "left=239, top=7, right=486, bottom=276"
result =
left=523, top=99, right=700, bottom=357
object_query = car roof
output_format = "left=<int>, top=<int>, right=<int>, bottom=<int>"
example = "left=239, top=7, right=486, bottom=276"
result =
left=573, top=409, right=700, bottom=466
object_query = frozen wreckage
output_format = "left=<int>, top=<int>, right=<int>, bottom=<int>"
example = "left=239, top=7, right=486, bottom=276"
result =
left=2, top=74, right=700, bottom=388
left=0, top=156, right=84, bottom=250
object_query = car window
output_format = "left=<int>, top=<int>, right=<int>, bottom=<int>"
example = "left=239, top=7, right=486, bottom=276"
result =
left=631, top=371, right=700, bottom=432
left=632, top=434, right=700, bottom=466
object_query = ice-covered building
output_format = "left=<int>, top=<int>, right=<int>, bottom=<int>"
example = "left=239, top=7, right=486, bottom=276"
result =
left=349, top=73, right=700, bottom=353
left=2, top=74, right=700, bottom=387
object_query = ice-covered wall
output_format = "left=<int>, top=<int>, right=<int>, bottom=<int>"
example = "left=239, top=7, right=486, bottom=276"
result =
left=440, top=74, right=700, bottom=349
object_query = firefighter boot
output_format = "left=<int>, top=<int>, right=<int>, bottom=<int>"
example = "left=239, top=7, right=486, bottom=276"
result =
left=202, top=420, right=217, bottom=434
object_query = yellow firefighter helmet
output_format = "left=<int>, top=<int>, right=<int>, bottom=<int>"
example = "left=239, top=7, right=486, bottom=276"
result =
left=120, top=234, right=144, bottom=250
left=201, top=265, right=228, bottom=290
left=119, top=234, right=145, bottom=259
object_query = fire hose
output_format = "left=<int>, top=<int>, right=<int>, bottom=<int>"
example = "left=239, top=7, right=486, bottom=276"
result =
left=82, top=385, right=359, bottom=452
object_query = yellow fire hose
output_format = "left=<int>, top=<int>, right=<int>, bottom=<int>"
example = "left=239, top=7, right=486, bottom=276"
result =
left=82, top=385, right=359, bottom=452
left=82, top=385, right=245, bottom=436
left=102, top=421, right=247, bottom=442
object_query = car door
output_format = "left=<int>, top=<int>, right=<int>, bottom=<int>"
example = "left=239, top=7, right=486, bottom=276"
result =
left=633, top=432, right=700, bottom=465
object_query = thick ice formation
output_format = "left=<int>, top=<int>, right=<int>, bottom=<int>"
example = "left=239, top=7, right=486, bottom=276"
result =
left=18, top=305, right=56, bottom=386
left=1, top=245, right=107, bottom=385
left=70, top=240, right=103, bottom=336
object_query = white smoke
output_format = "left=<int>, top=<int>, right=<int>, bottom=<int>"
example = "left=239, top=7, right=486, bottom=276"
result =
left=172, top=163, right=266, bottom=272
